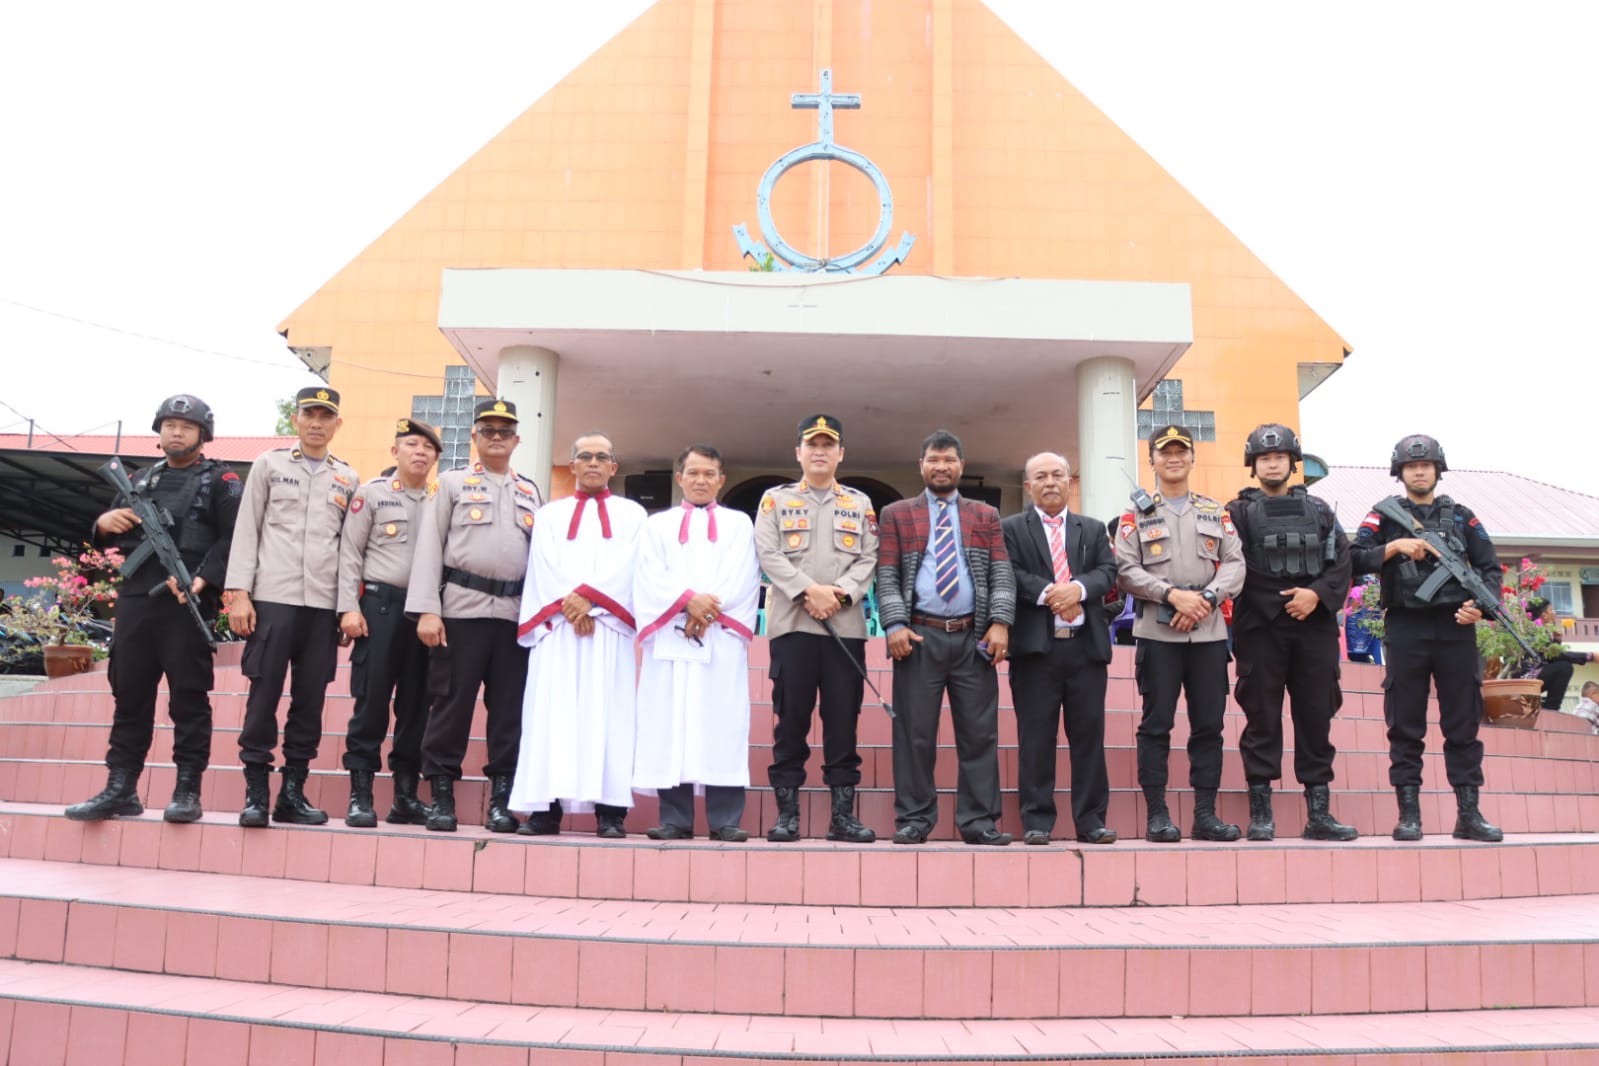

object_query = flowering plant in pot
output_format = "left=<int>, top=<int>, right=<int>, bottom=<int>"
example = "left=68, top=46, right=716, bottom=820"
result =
left=0, top=547, right=122, bottom=675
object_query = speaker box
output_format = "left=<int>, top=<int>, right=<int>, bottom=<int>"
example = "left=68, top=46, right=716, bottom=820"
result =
left=623, top=471, right=674, bottom=512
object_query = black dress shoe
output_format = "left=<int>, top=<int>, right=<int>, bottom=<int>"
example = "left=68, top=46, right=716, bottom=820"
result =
left=1023, top=830, right=1051, bottom=845
left=892, top=824, right=929, bottom=845
left=708, top=825, right=750, bottom=842
left=595, top=816, right=627, bottom=839
left=645, top=824, right=693, bottom=841
left=1075, top=826, right=1118, bottom=844
left=961, top=829, right=1013, bottom=846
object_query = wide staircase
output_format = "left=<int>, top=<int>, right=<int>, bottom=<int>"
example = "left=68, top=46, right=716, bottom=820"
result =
left=1, top=641, right=1597, bottom=1063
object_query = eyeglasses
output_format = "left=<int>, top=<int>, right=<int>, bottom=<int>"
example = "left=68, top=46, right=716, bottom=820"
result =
left=475, top=426, right=516, bottom=439
left=673, top=625, right=704, bottom=648
left=573, top=451, right=614, bottom=464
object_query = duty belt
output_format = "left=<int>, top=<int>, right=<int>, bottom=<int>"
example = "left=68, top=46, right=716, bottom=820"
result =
left=909, top=612, right=974, bottom=632
left=443, top=566, right=524, bottom=599
left=359, top=580, right=405, bottom=604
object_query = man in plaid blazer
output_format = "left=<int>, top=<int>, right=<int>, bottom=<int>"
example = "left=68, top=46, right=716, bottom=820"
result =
left=876, top=430, right=1016, bottom=845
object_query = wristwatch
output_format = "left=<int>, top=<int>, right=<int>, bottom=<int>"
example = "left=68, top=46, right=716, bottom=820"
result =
left=1200, top=589, right=1219, bottom=607
left=1161, top=587, right=1174, bottom=605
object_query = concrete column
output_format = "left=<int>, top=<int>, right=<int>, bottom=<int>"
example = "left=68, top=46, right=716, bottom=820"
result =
left=497, top=345, right=560, bottom=491
left=1076, top=356, right=1138, bottom=524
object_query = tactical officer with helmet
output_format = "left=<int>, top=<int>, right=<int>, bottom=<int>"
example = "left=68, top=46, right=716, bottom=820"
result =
left=225, top=386, right=358, bottom=828
left=1226, top=424, right=1357, bottom=842
left=336, top=417, right=443, bottom=827
left=1352, top=434, right=1503, bottom=842
left=66, top=394, right=241, bottom=824
left=1114, top=424, right=1246, bottom=843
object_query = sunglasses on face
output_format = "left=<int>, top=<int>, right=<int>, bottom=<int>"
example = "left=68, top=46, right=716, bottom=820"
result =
left=476, top=426, right=516, bottom=440
left=573, top=452, right=614, bottom=464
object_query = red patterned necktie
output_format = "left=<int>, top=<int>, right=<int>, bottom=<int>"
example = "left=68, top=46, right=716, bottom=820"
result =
left=569, top=489, right=612, bottom=540
left=678, top=501, right=718, bottom=544
left=1043, top=513, right=1072, bottom=585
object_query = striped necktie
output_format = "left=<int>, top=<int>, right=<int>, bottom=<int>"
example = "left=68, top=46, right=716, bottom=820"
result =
left=1043, top=514, right=1072, bottom=585
left=932, top=498, right=960, bottom=603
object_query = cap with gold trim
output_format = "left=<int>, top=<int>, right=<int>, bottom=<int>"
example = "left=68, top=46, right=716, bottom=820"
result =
left=796, top=413, right=843, bottom=444
left=1148, top=424, right=1194, bottom=453
left=473, top=398, right=519, bottom=423
left=394, top=418, right=442, bottom=453
left=295, top=386, right=340, bottom=414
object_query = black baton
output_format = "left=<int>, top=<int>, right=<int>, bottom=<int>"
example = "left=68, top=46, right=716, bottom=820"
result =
left=820, top=616, right=894, bottom=720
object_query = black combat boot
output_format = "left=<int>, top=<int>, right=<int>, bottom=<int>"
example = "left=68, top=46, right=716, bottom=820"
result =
left=1302, top=784, right=1358, bottom=841
left=1191, top=788, right=1241, bottom=842
left=825, top=785, right=876, bottom=843
left=272, top=765, right=328, bottom=825
left=426, top=775, right=457, bottom=832
left=163, top=767, right=203, bottom=824
left=239, top=764, right=271, bottom=828
left=1143, top=786, right=1180, bottom=843
left=485, top=774, right=520, bottom=833
left=65, top=767, right=143, bottom=822
left=1246, top=781, right=1275, bottom=841
left=1451, top=785, right=1503, bottom=842
left=1392, top=784, right=1423, bottom=841
left=345, top=769, right=377, bottom=828
left=386, top=771, right=429, bottom=825
left=766, top=786, right=801, bottom=842
left=595, top=808, right=627, bottom=839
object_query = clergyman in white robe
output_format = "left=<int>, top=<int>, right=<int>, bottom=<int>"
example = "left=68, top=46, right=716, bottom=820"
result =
left=633, top=501, right=760, bottom=837
left=511, top=488, right=645, bottom=829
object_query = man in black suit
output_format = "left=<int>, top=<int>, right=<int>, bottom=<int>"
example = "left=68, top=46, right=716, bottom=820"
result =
left=1001, top=452, right=1120, bottom=844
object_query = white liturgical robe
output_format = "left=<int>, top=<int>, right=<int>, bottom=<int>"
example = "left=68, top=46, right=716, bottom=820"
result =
left=511, top=490, right=645, bottom=814
left=633, top=502, right=760, bottom=791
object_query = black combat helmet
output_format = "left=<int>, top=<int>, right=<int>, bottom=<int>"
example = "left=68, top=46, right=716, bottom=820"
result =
left=1243, top=423, right=1302, bottom=468
left=151, top=394, right=215, bottom=442
left=1389, top=434, right=1447, bottom=478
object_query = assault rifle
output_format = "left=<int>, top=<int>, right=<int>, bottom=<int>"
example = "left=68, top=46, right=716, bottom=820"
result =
left=98, top=458, right=216, bottom=649
left=1372, top=496, right=1535, bottom=661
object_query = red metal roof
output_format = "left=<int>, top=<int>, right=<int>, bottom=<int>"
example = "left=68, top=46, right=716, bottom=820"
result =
left=1312, top=466, right=1599, bottom=541
left=0, top=433, right=296, bottom=464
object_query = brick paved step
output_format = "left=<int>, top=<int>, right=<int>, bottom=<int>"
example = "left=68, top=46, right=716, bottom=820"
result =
left=5, top=858, right=1599, bottom=1020
left=2, top=957, right=1598, bottom=1062
left=8, top=755, right=1599, bottom=841
left=4, top=802, right=1598, bottom=908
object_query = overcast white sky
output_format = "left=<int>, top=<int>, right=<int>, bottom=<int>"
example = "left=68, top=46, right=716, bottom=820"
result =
left=2, top=2, right=1595, bottom=495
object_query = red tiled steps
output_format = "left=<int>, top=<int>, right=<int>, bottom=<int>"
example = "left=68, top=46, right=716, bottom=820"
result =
left=4, top=858, right=1599, bottom=1021
left=6, top=756, right=1599, bottom=843
left=4, top=958, right=1596, bottom=1064
left=4, top=802, right=1599, bottom=908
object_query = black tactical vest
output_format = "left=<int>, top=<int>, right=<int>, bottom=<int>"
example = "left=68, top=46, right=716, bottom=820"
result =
left=1239, top=486, right=1325, bottom=579
left=1390, top=495, right=1466, bottom=608
left=119, top=459, right=221, bottom=581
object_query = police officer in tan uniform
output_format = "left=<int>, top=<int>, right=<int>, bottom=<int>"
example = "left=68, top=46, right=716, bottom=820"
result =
left=336, top=418, right=442, bottom=828
left=1114, top=424, right=1245, bottom=843
left=753, top=414, right=879, bottom=843
left=225, top=386, right=358, bottom=828
left=407, top=398, right=543, bottom=833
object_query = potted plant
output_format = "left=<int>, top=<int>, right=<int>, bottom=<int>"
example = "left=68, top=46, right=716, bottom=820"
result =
left=1345, top=557, right=1558, bottom=728
left=0, top=547, right=123, bottom=677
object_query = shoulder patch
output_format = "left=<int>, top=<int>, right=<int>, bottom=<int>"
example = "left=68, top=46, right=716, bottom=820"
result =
left=1221, top=513, right=1236, bottom=535
left=1359, top=512, right=1381, bottom=531
left=350, top=496, right=364, bottom=514
left=427, top=481, right=439, bottom=498
left=221, top=470, right=242, bottom=497
left=760, top=496, right=776, bottom=513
